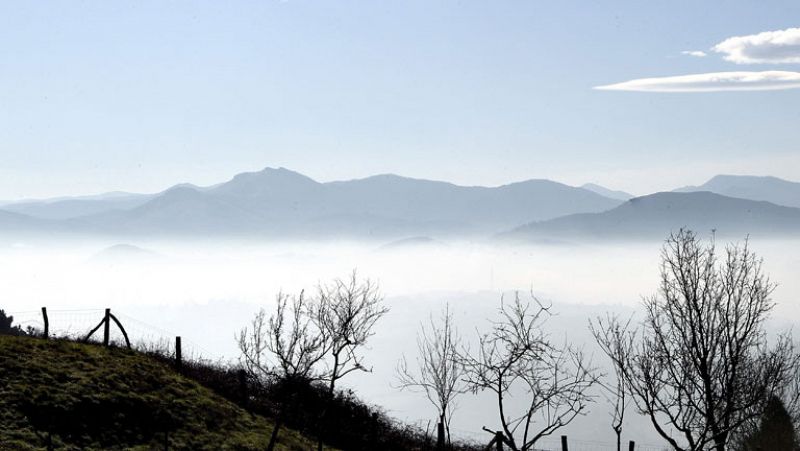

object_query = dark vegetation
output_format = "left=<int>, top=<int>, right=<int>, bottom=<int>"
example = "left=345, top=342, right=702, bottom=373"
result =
left=149, top=352, right=479, bottom=451
left=740, top=396, right=800, bottom=451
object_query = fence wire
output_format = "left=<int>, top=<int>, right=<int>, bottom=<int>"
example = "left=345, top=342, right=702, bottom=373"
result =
left=7, top=308, right=212, bottom=360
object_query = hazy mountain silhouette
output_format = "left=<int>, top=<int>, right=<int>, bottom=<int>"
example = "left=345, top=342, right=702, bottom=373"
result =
left=675, top=175, right=800, bottom=208
left=0, top=209, right=53, bottom=232
left=2, top=193, right=155, bottom=220
left=63, top=167, right=622, bottom=238
left=503, top=191, right=800, bottom=241
left=580, top=183, right=633, bottom=201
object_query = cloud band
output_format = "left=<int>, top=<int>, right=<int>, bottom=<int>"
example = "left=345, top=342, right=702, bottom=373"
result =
left=594, top=71, right=800, bottom=92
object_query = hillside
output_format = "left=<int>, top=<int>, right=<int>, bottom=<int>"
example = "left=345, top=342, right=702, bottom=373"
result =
left=0, top=336, right=316, bottom=450
left=503, top=191, right=800, bottom=241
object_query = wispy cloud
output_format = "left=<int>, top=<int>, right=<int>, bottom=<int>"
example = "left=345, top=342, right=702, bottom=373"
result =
left=681, top=50, right=707, bottom=57
left=594, top=71, right=800, bottom=92
left=713, top=27, right=800, bottom=64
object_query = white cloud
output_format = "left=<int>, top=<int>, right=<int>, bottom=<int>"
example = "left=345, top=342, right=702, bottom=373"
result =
left=713, top=27, right=800, bottom=64
left=594, top=71, right=800, bottom=92
left=681, top=50, right=707, bottom=57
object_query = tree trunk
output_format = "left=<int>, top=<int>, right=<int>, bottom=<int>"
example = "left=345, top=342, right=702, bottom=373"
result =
left=436, top=419, right=445, bottom=451
left=266, top=415, right=283, bottom=451
left=317, top=363, right=338, bottom=451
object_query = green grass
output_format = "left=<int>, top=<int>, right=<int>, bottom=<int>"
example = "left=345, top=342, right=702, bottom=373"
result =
left=0, top=335, right=318, bottom=450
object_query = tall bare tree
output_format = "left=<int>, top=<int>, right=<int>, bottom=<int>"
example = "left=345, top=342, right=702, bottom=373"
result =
left=237, top=290, right=329, bottom=450
left=589, top=313, right=633, bottom=451
left=601, top=229, right=797, bottom=451
left=461, top=292, right=598, bottom=451
left=396, top=304, right=467, bottom=447
left=312, top=270, right=389, bottom=451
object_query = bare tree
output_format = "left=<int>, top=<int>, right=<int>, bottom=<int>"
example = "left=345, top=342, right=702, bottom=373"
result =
left=607, top=229, right=797, bottom=451
left=312, top=270, right=390, bottom=451
left=237, top=290, right=328, bottom=451
left=461, top=292, right=598, bottom=451
left=589, top=313, right=633, bottom=451
left=396, top=303, right=468, bottom=447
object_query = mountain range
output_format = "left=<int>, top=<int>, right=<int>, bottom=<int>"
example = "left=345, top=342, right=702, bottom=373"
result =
left=0, top=167, right=621, bottom=239
left=1, top=168, right=800, bottom=241
left=675, top=174, right=800, bottom=209
left=504, top=191, right=800, bottom=241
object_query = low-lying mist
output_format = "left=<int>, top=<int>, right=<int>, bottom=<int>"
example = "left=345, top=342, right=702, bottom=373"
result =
left=2, top=235, right=799, bottom=444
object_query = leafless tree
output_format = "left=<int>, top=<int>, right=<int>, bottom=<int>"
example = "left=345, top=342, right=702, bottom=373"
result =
left=312, top=270, right=390, bottom=451
left=606, top=229, right=797, bottom=451
left=589, top=313, right=633, bottom=451
left=396, top=303, right=468, bottom=446
left=237, top=290, right=329, bottom=451
left=460, top=292, right=598, bottom=451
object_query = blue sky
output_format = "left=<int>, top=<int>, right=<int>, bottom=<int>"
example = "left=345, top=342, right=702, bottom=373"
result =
left=1, top=1, right=799, bottom=199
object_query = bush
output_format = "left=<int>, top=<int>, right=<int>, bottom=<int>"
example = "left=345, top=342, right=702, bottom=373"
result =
left=0, top=309, right=27, bottom=336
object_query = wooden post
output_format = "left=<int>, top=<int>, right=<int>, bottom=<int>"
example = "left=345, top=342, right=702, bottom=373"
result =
left=103, top=309, right=110, bottom=346
left=495, top=431, right=504, bottom=451
left=175, top=336, right=182, bottom=370
left=629, top=440, right=635, bottom=451
left=561, top=435, right=569, bottom=451
left=108, top=313, right=131, bottom=349
left=41, top=307, right=49, bottom=339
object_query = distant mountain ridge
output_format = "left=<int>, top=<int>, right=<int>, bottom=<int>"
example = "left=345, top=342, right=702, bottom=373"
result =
left=675, top=175, right=800, bottom=208
left=2, top=193, right=155, bottom=220
left=580, top=183, right=634, bottom=201
left=4, top=169, right=800, bottom=241
left=504, top=191, right=800, bottom=241
left=1, top=167, right=622, bottom=239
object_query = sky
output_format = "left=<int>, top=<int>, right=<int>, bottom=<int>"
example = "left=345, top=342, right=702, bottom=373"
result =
left=1, top=0, right=800, bottom=200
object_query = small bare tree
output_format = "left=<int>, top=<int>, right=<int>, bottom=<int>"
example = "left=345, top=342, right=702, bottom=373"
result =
left=461, top=292, right=598, bottom=451
left=312, top=270, right=390, bottom=451
left=605, top=229, right=798, bottom=451
left=396, top=304, right=467, bottom=447
left=589, top=313, right=633, bottom=451
left=237, top=290, right=328, bottom=451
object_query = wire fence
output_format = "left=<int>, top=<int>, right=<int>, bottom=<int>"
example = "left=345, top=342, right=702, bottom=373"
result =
left=8, top=307, right=212, bottom=360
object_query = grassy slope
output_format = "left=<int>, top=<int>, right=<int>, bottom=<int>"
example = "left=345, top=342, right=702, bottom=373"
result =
left=0, top=336, right=316, bottom=451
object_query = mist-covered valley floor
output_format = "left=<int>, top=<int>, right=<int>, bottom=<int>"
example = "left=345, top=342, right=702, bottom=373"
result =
left=3, top=236, right=800, bottom=445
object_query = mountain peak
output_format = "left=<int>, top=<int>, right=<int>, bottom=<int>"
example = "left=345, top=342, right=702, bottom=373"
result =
left=580, top=183, right=634, bottom=201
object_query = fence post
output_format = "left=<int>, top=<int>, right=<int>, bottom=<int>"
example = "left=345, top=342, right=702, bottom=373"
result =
left=561, top=435, right=569, bottom=451
left=175, top=336, right=182, bottom=370
left=494, top=431, right=503, bottom=451
left=629, top=440, right=635, bottom=451
left=41, top=307, right=49, bottom=340
left=103, top=309, right=111, bottom=346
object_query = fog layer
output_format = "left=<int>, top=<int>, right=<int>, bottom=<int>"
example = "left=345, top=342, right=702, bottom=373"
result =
left=2, top=237, right=799, bottom=444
